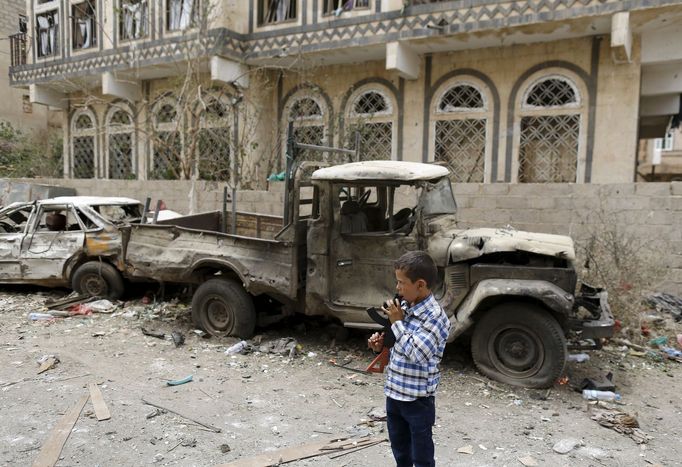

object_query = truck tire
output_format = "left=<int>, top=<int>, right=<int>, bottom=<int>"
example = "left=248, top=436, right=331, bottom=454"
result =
left=72, top=261, right=125, bottom=299
left=471, top=303, right=566, bottom=388
left=191, top=278, right=256, bottom=338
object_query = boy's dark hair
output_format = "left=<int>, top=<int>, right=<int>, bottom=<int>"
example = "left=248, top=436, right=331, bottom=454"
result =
left=394, top=250, right=437, bottom=288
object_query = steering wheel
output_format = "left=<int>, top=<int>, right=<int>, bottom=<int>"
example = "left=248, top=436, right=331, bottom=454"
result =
left=357, top=189, right=371, bottom=207
left=390, top=207, right=414, bottom=230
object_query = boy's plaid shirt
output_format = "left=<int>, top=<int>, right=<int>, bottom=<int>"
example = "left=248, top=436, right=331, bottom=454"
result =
left=385, top=294, right=451, bottom=401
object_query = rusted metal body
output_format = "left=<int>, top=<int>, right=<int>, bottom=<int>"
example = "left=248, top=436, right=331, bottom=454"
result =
left=0, top=196, right=141, bottom=287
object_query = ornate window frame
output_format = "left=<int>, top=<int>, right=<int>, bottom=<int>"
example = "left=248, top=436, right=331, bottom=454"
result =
left=192, top=91, right=235, bottom=183
left=512, top=69, right=588, bottom=183
left=104, top=101, right=137, bottom=179
left=150, top=94, right=183, bottom=179
left=70, top=107, right=98, bottom=179
left=345, top=84, right=397, bottom=161
left=430, top=77, right=493, bottom=183
left=282, top=88, right=331, bottom=163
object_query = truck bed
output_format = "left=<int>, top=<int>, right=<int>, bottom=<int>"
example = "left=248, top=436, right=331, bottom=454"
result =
left=124, top=210, right=303, bottom=301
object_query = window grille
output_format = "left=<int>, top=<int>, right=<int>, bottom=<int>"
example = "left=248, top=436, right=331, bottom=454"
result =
left=525, top=78, right=577, bottom=108
left=120, top=0, right=148, bottom=40
left=435, top=120, right=485, bottom=183
left=36, top=10, right=59, bottom=57
left=519, top=115, right=579, bottom=183
left=433, top=83, right=487, bottom=182
left=151, top=99, right=182, bottom=180
left=197, top=96, right=231, bottom=181
left=517, top=76, right=582, bottom=183
left=348, top=89, right=393, bottom=161
left=288, top=97, right=326, bottom=162
left=71, top=110, right=96, bottom=179
left=72, top=2, right=97, bottom=50
left=107, top=107, right=135, bottom=179
left=258, top=0, right=297, bottom=25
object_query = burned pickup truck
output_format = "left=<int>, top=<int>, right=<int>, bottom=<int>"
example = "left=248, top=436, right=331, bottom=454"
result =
left=0, top=196, right=142, bottom=298
left=123, top=160, right=613, bottom=388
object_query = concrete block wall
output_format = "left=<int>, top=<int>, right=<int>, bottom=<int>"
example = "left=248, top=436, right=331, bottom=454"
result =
left=4, top=178, right=678, bottom=292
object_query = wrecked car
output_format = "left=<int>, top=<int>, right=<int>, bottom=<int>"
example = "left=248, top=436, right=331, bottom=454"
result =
left=123, top=158, right=613, bottom=388
left=0, top=196, right=142, bottom=298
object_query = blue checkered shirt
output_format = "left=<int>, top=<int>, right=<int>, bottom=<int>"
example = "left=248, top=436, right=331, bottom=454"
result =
left=385, top=294, right=451, bottom=402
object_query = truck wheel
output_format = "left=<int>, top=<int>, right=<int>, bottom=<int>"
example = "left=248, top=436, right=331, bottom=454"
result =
left=72, top=261, right=125, bottom=299
left=471, top=303, right=566, bottom=388
left=191, top=278, right=256, bottom=338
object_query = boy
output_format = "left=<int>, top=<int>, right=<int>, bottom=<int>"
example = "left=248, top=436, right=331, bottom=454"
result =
left=368, top=251, right=451, bottom=467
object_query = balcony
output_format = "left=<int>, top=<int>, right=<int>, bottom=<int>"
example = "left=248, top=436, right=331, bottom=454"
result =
left=9, top=33, right=27, bottom=67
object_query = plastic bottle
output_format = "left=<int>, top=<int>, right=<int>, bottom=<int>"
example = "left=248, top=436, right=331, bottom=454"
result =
left=582, top=389, right=622, bottom=402
left=225, top=340, right=248, bottom=355
left=28, top=312, right=55, bottom=321
left=567, top=353, right=590, bottom=363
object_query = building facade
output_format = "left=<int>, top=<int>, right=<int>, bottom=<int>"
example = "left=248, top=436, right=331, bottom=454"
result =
left=8, top=0, right=682, bottom=187
left=1, top=0, right=52, bottom=133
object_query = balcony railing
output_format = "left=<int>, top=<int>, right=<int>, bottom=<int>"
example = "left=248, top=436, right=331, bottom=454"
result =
left=9, top=33, right=27, bottom=67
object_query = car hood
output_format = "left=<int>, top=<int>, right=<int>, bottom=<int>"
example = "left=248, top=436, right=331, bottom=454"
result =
left=428, top=225, right=575, bottom=265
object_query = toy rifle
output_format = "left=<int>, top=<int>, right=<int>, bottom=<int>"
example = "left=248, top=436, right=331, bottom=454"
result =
left=365, top=295, right=406, bottom=373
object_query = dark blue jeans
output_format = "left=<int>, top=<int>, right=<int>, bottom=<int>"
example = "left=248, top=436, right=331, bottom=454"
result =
left=386, top=396, right=436, bottom=467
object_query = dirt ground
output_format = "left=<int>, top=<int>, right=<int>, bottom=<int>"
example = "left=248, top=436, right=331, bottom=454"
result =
left=1, top=286, right=681, bottom=467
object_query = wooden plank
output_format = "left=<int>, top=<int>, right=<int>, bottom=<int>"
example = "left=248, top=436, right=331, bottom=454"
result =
left=32, top=394, right=89, bottom=467
left=141, top=397, right=221, bottom=433
left=88, top=383, right=111, bottom=421
left=217, top=437, right=384, bottom=467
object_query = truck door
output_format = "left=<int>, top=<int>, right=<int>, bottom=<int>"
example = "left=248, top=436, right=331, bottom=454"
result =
left=0, top=204, right=34, bottom=280
left=329, top=184, right=418, bottom=309
left=20, top=204, right=85, bottom=281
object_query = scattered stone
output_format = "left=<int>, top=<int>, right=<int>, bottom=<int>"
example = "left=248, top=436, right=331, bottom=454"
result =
left=518, top=455, right=538, bottom=466
left=575, top=446, right=609, bottom=459
left=553, top=438, right=583, bottom=454
left=219, top=444, right=231, bottom=454
left=457, top=445, right=474, bottom=454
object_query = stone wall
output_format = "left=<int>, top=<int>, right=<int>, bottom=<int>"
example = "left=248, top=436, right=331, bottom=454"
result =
left=4, top=178, right=678, bottom=293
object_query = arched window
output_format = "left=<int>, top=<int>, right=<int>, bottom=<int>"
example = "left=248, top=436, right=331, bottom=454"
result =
left=196, top=93, right=232, bottom=182
left=517, top=75, right=583, bottom=183
left=432, top=80, right=491, bottom=183
left=70, top=108, right=97, bottom=178
left=346, top=85, right=396, bottom=160
left=151, top=96, right=182, bottom=180
left=284, top=91, right=329, bottom=162
left=105, top=103, right=136, bottom=179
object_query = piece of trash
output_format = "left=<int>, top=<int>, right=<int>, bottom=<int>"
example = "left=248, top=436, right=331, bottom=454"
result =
left=225, top=341, right=249, bottom=355
left=457, top=445, right=473, bottom=454
left=567, top=353, right=590, bottom=363
left=518, top=456, right=538, bottom=466
left=307, top=351, right=317, bottom=358
left=271, top=426, right=280, bottom=435
left=661, top=347, right=682, bottom=361
left=590, top=404, right=650, bottom=444
left=579, top=372, right=615, bottom=392
left=68, top=303, right=93, bottom=316
left=219, top=444, right=231, bottom=453
left=582, top=390, right=622, bottom=402
left=553, top=438, right=583, bottom=454
left=88, top=299, right=116, bottom=313
left=141, top=328, right=166, bottom=340
left=92, top=331, right=106, bottom=337
left=37, top=354, right=60, bottom=374
left=258, top=337, right=299, bottom=356
left=171, top=331, right=185, bottom=347
left=166, top=375, right=193, bottom=386
left=28, top=312, right=55, bottom=321
left=574, top=446, right=609, bottom=459
left=677, top=333, right=682, bottom=349
left=48, top=310, right=70, bottom=318
left=478, top=444, right=487, bottom=451
left=643, top=293, right=682, bottom=321
left=193, top=329, right=207, bottom=338
left=648, top=336, right=668, bottom=347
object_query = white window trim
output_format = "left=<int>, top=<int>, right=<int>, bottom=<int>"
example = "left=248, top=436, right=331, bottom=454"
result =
left=655, top=133, right=674, bottom=152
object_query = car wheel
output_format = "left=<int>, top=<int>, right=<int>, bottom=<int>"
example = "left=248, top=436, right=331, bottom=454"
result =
left=471, top=303, right=566, bottom=388
left=191, top=278, right=256, bottom=338
left=72, top=261, right=125, bottom=299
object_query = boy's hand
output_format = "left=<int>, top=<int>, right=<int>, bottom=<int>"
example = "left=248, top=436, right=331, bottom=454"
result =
left=383, top=298, right=404, bottom=324
left=368, top=332, right=384, bottom=352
